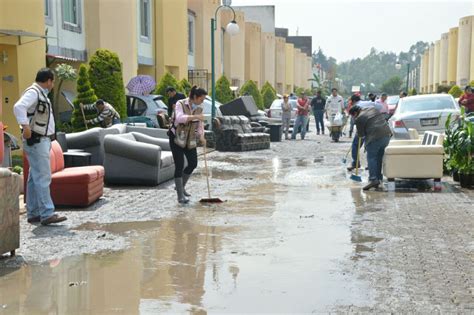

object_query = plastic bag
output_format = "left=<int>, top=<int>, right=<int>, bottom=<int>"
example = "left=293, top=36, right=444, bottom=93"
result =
left=333, top=112, right=343, bottom=126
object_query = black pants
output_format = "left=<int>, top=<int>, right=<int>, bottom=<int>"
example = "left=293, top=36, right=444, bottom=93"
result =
left=169, top=134, right=198, bottom=178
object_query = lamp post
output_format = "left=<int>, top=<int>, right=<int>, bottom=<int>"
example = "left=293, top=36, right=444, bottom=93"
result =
left=396, top=51, right=417, bottom=94
left=211, top=0, right=239, bottom=130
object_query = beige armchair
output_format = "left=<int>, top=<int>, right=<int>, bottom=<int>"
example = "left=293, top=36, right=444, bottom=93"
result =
left=383, top=131, right=444, bottom=185
left=0, top=168, right=20, bottom=257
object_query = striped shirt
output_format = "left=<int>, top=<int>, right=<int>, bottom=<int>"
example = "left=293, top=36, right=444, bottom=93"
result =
left=84, top=102, right=120, bottom=127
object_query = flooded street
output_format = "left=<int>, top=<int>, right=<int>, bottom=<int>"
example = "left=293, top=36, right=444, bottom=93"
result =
left=1, top=131, right=473, bottom=313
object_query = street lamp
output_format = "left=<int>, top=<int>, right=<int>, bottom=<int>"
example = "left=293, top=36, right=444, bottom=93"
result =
left=396, top=51, right=417, bottom=93
left=210, top=1, right=239, bottom=130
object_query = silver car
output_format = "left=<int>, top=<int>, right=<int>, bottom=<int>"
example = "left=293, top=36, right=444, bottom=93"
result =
left=267, top=99, right=297, bottom=125
left=202, top=96, right=223, bottom=129
left=126, top=94, right=168, bottom=127
left=389, top=94, right=460, bottom=139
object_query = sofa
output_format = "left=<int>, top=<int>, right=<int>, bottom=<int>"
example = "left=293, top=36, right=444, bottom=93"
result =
left=0, top=168, right=20, bottom=257
left=24, top=141, right=105, bottom=207
left=383, top=131, right=444, bottom=184
left=65, top=125, right=169, bottom=165
left=214, top=115, right=270, bottom=152
left=103, top=132, right=175, bottom=185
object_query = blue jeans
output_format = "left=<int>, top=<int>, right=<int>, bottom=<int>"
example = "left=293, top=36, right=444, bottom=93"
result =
left=351, top=134, right=365, bottom=167
left=313, top=109, right=325, bottom=134
left=291, top=115, right=308, bottom=139
left=23, top=137, right=55, bottom=220
left=366, top=136, right=391, bottom=182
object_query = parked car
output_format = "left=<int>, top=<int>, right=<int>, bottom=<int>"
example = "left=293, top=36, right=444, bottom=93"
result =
left=387, top=95, right=400, bottom=115
left=203, top=96, right=223, bottom=129
left=266, top=99, right=309, bottom=130
left=389, top=94, right=460, bottom=139
left=126, top=94, right=168, bottom=127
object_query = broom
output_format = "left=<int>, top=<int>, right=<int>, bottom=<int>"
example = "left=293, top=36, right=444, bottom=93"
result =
left=350, top=137, right=362, bottom=182
left=80, top=103, right=88, bottom=130
left=199, top=144, right=223, bottom=203
left=341, top=145, right=352, bottom=164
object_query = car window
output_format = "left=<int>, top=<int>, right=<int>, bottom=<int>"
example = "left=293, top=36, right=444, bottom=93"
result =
left=387, top=96, right=399, bottom=105
left=135, top=98, right=147, bottom=116
left=270, top=100, right=282, bottom=109
left=126, top=96, right=134, bottom=116
left=154, top=99, right=168, bottom=110
left=399, top=97, right=456, bottom=114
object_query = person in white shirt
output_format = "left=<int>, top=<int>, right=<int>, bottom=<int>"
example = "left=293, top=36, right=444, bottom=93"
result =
left=325, top=88, right=345, bottom=123
left=13, top=68, right=67, bottom=226
left=375, top=93, right=389, bottom=119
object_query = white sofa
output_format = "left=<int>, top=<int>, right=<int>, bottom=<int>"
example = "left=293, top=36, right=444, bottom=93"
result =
left=383, top=131, right=444, bottom=183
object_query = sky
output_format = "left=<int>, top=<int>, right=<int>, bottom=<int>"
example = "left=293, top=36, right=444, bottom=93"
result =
left=231, top=0, right=473, bottom=63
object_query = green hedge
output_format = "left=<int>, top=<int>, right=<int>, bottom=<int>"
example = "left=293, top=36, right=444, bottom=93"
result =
left=72, top=64, right=98, bottom=131
left=261, top=81, right=277, bottom=109
left=154, top=72, right=179, bottom=105
left=448, top=85, right=463, bottom=98
left=178, top=78, right=192, bottom=96
left=240, top=80, right=263, bottom=109
left=215, top=75, right=234, bottom=104
left=88, top=49, right=127, bottom=119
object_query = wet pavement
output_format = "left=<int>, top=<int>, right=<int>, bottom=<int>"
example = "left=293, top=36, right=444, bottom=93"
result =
left=1, top=125, right=473, bottom=313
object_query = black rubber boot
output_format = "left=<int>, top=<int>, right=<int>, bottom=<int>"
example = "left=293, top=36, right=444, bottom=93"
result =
left=182, top=173, right=191, bottom=197
left=175, top=178, right=189, bottom=204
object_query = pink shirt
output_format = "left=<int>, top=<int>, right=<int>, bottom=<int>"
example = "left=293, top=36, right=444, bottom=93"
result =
left=376, top=99, right=389, bottom=114
left=172, top=98, right=204, bottom=136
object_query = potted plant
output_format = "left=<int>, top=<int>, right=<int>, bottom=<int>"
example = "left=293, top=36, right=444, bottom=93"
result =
left=444, top=109, right=474, bottom=188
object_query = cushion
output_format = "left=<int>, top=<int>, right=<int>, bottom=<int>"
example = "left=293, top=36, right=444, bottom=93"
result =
left=52, top=166, right=104, bottom=184
left=385, top=145, right=444, bottom=155
left=161, top=151, right=174, bottom=168
left=50, top=141, right=65, bottom=173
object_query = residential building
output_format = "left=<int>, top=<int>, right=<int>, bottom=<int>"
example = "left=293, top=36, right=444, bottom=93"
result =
left=285, top=43, right=295, bottom=93
left=433, top=40, right=440, bottom=92
left=439, top=32, right=449, bottom=86
left=447, top=27, right=459, bottom=85
left=428, top=44, right=434, bottom=93
left=457, top=15, right=473, bottom=86
left=275, top=37, right=286, bottom=94
left=0, top=0, right=45, bottom=140
left=244, top=22, right=262, bottom=87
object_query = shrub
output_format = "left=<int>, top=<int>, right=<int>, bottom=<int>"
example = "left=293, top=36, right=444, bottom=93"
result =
left=408, top=88, right=418, bottom=96
left=261, top=81, right=277, bottom=109
left=214, top=75, right=234, bottom=104
left=72, top=64, right=98, bottom=131
left=154, top=72, right=180, bottom=106
left=437, top=85, right=452, bottom=94
left=12, top=166, right=23, bottom=175
left=294, top=87, right=305, bottom=96
left=240, top=80, right=263, bottom=109
left=178, top=78, right=192, bottom=96
left=88, top=49, right=127, bottom=119
left=448, top=85, right=463, bottom=98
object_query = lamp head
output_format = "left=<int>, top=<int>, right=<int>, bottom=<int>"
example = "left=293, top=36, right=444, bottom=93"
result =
left=226, top=20, right=239, bottom=36
left=395, top=62, right=402, bottom=70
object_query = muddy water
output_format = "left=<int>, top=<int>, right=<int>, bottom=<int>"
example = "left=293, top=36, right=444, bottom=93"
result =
left=0, top=155, right=380, bottom=314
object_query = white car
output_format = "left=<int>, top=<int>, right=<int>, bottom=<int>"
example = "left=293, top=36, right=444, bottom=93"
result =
left=202, top=96, right=223, bottom=129
left=389, top=94, right=460, bottom=139
left=266, top=99, right=310, bottom=130
left=267, top=99, right=298, bottom=125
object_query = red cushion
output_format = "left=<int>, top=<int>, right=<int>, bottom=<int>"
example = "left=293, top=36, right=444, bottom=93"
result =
left=52, top=166, right=104, bottom=184
left=50, top=141, right=65, bottom=173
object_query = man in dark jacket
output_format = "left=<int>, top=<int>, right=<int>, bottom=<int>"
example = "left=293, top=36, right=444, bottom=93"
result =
left=349, top=105, right=392, bottom=191
left=310, top=90, right=326, bottom=135
left=166, top=86, right=186, bottom=117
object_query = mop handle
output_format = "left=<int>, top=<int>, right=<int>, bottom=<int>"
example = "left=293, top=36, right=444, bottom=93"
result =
left=355, top=137, right=361, bottom=176
left=203, top=145, right=211, bottom=199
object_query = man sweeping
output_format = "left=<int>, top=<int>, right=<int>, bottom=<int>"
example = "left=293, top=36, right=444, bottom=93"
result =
left=349, top=104, right=392, bottom=191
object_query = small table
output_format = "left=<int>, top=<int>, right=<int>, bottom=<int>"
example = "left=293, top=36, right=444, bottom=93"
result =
left=63, top=152, right=92, bottom=167
left=268, top=124, right=282, bottom=142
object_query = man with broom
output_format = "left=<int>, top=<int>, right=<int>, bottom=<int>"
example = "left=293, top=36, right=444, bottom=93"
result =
left=349, top=104, right=392, bottom=191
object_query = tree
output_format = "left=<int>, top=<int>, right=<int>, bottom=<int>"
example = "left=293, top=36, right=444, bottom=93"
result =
left=154, top=71, right=180, bottom=105
left=381, top=76, right=403, bottom=95
left=261, top=81, right=277, bottom=109
left=88, top=49, right=127, bottom=119
left=71, top=64, right=98, bottom=131
left=215, top=75, right=234, bottom=104
left=177, top=78, right=192, bottom=96
left=240, top=80, right=263, bottom=109
left=448, top=85, right=463, bottom=98
left=54, top=63, right=77, bottom=123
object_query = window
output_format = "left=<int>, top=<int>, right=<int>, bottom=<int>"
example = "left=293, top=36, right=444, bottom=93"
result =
left=62, top=0, right=81, bottom=33
left=140, top=0, right=151, bottom=41
left=188, top=12, right=195, bottom=55
left=44, top=0, right=53, bottom=25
